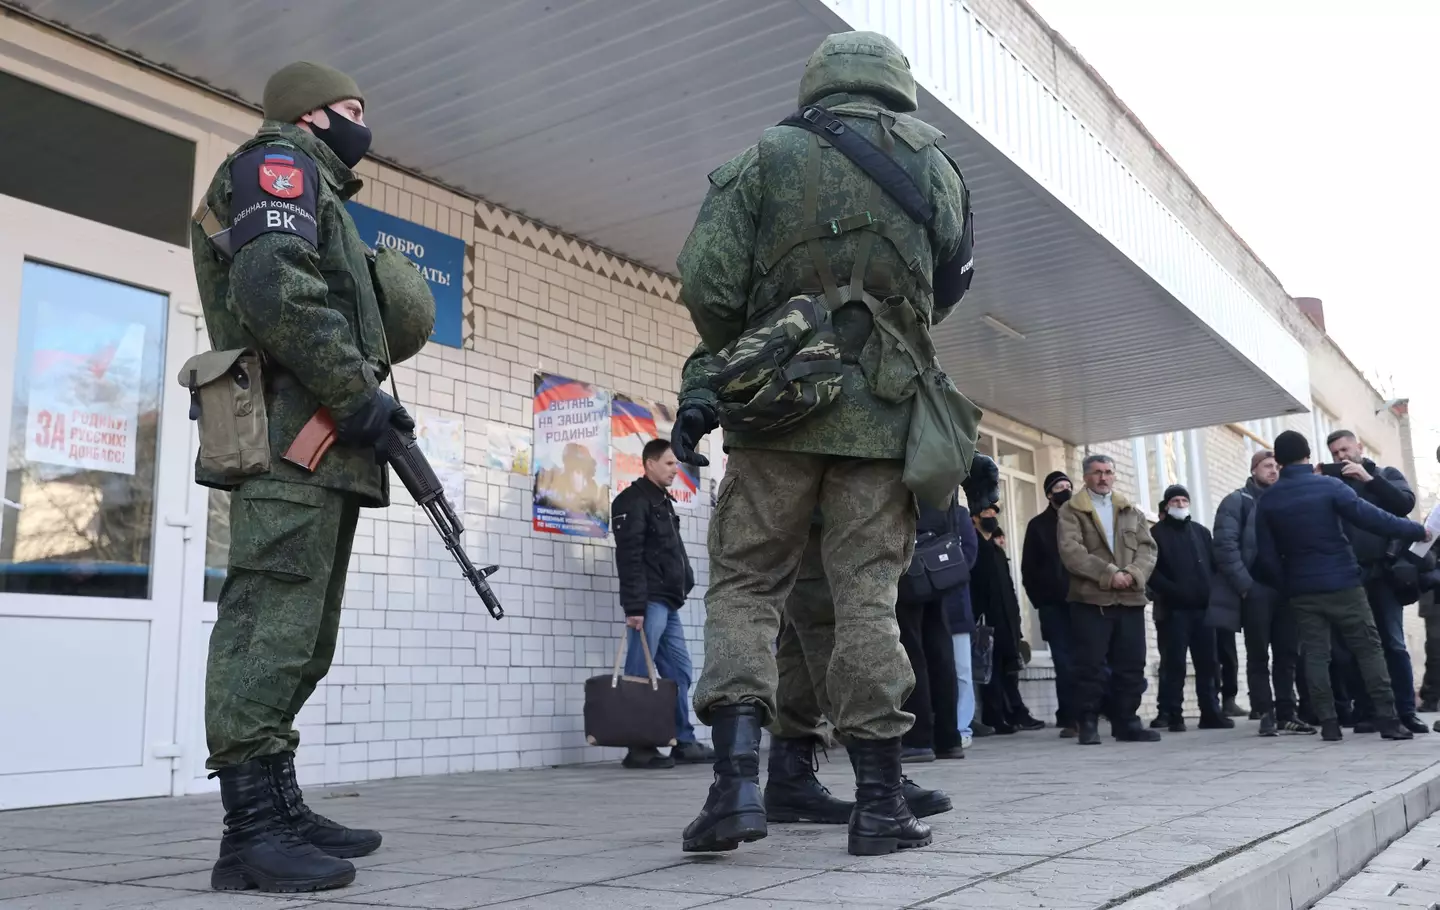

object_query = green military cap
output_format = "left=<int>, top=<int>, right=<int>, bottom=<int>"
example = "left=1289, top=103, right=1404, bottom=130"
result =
left=798, top=31, right=918, bottom=113
left=262, top=61, right=366, bottom=124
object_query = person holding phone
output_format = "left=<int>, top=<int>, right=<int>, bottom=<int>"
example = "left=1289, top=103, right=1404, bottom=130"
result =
left=1254, top=431, right=1430, bottom=742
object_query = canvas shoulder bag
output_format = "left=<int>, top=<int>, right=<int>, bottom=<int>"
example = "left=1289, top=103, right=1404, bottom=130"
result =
left=583, top=627, right=678, bottom=749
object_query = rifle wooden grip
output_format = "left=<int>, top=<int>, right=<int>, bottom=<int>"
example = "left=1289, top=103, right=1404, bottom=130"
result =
left=282, top=408, right=337, bottom=472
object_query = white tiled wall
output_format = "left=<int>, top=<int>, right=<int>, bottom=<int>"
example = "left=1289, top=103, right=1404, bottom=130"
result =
left=281, top=162, right=714, bottom=787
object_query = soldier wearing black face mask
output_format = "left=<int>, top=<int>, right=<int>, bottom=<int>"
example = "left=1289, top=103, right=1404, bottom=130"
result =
left=1022, top=472, right=1080, bottom=736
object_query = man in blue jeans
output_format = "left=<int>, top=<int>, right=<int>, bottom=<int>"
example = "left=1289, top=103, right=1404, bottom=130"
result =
left=612, top=439, right=716, bottom=769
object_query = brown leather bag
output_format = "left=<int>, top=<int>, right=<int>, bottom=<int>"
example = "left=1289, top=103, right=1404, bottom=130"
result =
left=584, top=628, right=678, bottom=749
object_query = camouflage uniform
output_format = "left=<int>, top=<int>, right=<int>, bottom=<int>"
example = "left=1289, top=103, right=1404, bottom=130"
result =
left=680, top=40, right=970, bottom=742
left=193, top=120, right=390, bottom=771
left=674, top=32, right=973, bottom=856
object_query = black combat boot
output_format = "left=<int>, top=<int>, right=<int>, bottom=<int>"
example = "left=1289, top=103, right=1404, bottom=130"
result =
left=846, top=738, right=932, bottom=856
left=1321, top=720, right=1344, bottom=742
left=901, top=775, right=953, bottom=818
left=1077, top=714, right=1101, bottom=746
left=1376, top=717, right=1415, bottom=741
left=1113, top=717, right=1162, bottom=742
left=764, top=736, right=853, bottom=824
left=210, top=759, right=355, bottom=893
left=266, top=752, right=382, bottom=859
left=683, top=704, right=768, bottom=852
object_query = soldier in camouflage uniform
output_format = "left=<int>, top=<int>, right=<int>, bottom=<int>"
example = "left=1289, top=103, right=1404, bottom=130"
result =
left=190, top=62, right=433, bottom=893
left=670, top=32, right=987, bottom=857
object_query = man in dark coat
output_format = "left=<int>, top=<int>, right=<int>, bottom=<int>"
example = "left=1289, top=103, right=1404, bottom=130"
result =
left=1254, top=431, right=1428, bottom=742
left=1325, top=430, right=1428, bottom=735
left=1211, top=450, right=1314, bottom=736
left=1149, top=485, right=1233, bottom=732
left=1023, top=471, right=1079, bottom=736
left=971, top=504, right=1044, bottom=733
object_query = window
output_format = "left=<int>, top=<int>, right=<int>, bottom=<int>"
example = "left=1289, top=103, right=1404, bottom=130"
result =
left=0, top=71, right=195, bottom=247
left=1, top=261, right=169, bottom=598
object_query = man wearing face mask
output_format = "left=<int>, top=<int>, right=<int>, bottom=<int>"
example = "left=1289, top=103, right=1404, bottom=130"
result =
left=1023, top=472, right=1080, bottom=737
left=189, top=62, right=424, bottom=893
left=1148, top=486, right=1233, bottom=732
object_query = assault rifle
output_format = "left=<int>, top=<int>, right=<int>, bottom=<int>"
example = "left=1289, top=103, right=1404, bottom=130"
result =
left=283, top=410, right=505, bottom=620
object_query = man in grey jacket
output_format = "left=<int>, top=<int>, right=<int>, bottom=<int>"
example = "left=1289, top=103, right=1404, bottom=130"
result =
left=1211, top=450, right=1315, bottom=737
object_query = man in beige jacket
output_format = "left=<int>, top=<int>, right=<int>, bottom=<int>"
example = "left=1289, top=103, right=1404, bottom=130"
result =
left=1058, top=454, right=1160, bottom=745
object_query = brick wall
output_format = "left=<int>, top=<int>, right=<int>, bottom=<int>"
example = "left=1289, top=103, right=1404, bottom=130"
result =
left=282, top=162, right=713, bottom=786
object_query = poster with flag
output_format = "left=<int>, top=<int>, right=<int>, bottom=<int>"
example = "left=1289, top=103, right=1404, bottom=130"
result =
left=611, top=396, right=699, bottom=510
left=24, top=306, right=146, bottom=476
left=532, top=373, right=611, bottom=537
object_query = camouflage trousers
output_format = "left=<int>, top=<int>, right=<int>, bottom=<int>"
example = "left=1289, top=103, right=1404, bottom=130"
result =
left=694, top=449, right=917, bottom=740
left=206, top=478, right=361, bottom=769
left=773, top=526, right=834, bottom=741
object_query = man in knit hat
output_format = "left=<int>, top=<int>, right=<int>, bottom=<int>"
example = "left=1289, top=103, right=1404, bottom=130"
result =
left=188, top=61, right=429, bottom=893
left=1211, top=449, right=1315, bottom=737
left=1148, top=484, right=1233, bottom=732
left=1022, top=470, right=1082, bottom=736
left=1254, top=431, right=1429, bottom=742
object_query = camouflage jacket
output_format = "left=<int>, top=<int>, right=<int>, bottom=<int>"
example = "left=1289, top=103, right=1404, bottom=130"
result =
left=190, top=121, right=390, bottom=507
left=676, top=92, right=969, bottom=460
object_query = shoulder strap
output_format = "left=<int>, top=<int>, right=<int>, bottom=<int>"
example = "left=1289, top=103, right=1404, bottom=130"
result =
left=779, top=106, right=935, bottom=225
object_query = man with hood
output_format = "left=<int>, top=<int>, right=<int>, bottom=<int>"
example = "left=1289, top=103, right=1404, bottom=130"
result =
left=668, top=30, right=989, bottom=858
left=1211, top=450, right=1315, bottom=737
left=190, top=62, right=436, bottom=892
left=1148, top=485, right=1233, bottom=732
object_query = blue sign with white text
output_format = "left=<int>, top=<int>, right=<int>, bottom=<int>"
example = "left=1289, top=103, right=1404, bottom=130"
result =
left=345, top=201, right=465, bottom=349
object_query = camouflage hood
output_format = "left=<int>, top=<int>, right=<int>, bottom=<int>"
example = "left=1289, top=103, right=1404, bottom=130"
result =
left=798, top=31, right=917, bottom=113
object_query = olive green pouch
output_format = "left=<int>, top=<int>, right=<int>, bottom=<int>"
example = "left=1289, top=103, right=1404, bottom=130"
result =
left=177, top=349, right=270, bottom=480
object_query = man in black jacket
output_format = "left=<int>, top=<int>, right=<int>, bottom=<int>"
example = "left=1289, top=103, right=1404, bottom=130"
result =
left=1211, top=451, right=1314, bottom=736
left=972, top=504, right=1045, bottom=734
left=1325, top=430, right=1429, bottom=735
left=1023, top=471, right=1079, bottom=737
left=1149, top=485, right=1234, bottom=732
left=612, top=439, right=715, bottom=769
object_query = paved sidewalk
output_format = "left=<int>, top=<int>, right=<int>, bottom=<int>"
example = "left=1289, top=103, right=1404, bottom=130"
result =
left=1314, top=811, right=1440, bottom=909
left=2, top=725, right=1439, bottom=910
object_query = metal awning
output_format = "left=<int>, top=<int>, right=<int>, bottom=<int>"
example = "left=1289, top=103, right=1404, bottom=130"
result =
left=12, top=0, right=1310, bottom=444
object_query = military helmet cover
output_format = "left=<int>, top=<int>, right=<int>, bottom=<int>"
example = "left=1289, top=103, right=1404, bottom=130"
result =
left=263, top=61, right=366, bottom=124
left=371, top=247, right=436, bottom=365
left=798, top=30, right=918, bottom=113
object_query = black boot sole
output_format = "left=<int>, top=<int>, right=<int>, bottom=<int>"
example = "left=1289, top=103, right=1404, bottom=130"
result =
left=211, top=854, right=355, bottom=893
left=682, top=812, right=768, bottom=852
left=312, top=834, right=383, bottom=858
left=847, top=830, right=933, bottom=856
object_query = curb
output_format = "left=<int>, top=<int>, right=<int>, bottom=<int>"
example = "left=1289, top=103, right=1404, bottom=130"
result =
left=1113, top=758, right=1440, bottom=910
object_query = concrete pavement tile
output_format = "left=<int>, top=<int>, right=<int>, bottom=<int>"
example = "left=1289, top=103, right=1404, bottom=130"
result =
left=918, top=878, right=1100, bottom=909
left=137, top=867, right=449, bottom=897
left=839, top=850, right=1043, bottom=877
left=327, top=875, right=569, bottom=908
left=0, top=876, right=91, bottom=901
left=470, top=837, right=614, bottom=856
left=482, top=854, right=687, bottom=885
left=720, top=847, right=863, bottom=871
left=700, top=902, right=895, bottom=910
left=998, top=857, right=1181, bottom=899
left=45, top=856, right=214, bottom=883
left=0, top=850, right=143, bottom=874
left=368, top=851, right=539, bottom=877
left=605, top=862, right=820, bottom=895
left=0, top=828, right=76, bottom=851
left=1063, top=833, right=1227, bottom=866
left=749, top=870, right=974, bottom=905
left=922, top=832, right=1102, bottom=855
left=0, top=882, right=250, bottom=909
left=467, top=884, right=723, bottom=909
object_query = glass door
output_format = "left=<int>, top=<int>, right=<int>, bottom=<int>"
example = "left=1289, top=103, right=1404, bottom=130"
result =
left=0, top=195, right=200, bottom=809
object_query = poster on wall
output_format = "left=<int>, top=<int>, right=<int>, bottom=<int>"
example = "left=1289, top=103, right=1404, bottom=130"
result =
left=413, top=411, right=467, bottom=513
left=24, top=309, right=146, bottom=476
left=611, top=396, right=699, bottom=510
left=484, top=422, right=532, bottom=475
left=532, top=373, right=611, bottom=537
left=344, top=201, right=466, bottom=348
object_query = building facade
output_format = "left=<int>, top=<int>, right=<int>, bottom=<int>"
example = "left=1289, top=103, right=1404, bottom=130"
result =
left=0, top=0, right=1414, bottom=811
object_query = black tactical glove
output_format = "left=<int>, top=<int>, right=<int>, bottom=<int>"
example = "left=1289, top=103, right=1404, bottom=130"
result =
left=961, top=452, right=1000, bottom=511
left=671, top=402, right=719, bottom=468
left=334, top=388, right=414, bottom=447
